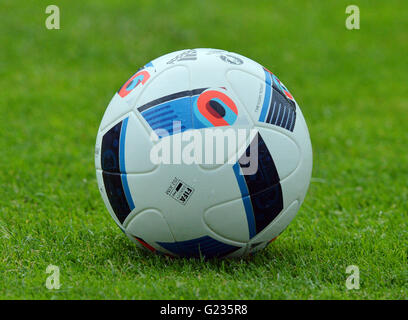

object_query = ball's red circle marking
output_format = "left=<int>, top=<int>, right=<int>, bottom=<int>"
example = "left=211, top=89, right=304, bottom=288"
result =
left=118, top=70, right=150, bottom=98
left=196, top=90, right=238, bottom=127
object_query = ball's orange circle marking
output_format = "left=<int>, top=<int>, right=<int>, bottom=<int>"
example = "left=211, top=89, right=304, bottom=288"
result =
left=196, top=90, right=238, bottom=126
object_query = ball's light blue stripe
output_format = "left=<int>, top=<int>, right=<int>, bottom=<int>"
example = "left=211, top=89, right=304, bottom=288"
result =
left=119, top=117, right=128, bottom=173
left=121, top=174, right=135, bottom=210
left=144, top=61, right=154, bottom=68
left=258, top=70, right=272, bottom=122
left=119, top=117, right=135, bottom=210
left=232, top=163, right=256, bottom=239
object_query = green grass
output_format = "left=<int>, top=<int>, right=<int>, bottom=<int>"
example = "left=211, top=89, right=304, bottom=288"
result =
left=0, top=0, right=407, bottom=299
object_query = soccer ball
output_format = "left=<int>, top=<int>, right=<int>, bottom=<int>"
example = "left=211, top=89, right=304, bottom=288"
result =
left=95, top=48, right=312, bottom=258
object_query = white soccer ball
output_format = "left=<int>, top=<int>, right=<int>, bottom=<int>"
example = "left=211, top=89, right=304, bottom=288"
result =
left=95, top=48, right=312, bottom=258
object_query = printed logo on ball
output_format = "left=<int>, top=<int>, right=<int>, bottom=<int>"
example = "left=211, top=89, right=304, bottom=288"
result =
left=167, top=49, right=197, bottom=64
left=165, top=177, right=195, bottom=205
left=219, top=54, right=243, bottom=65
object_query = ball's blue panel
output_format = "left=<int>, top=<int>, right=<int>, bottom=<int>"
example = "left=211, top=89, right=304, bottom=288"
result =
left=138, top=88, right=240, bottom=137
left=157, top=236, right=240, bottom=258
left=138, top=89, right=207, bottom=137
left=233, top=133, right=284, bottom=237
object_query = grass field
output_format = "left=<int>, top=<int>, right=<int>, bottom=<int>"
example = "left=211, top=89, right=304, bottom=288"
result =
left=0, top=0, right=407, bottom=299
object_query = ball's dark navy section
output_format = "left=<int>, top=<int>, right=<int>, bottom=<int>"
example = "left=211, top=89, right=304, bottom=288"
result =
left=266, top=88, right=296, bottom=131
left=101, top=121, right=122, bottom=173
left=258, top=68, right=296, bottom=132
left=157, top=236, right=240, bottom=258
left=101, top=120, right=133, bottom=224
left=138, top=88, right=207, bottom=113
left=234, top=133, right=284, bottom=237
left=102, top=171, right=131, bottom=224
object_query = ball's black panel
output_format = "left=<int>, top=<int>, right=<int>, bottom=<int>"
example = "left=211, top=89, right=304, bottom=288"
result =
left=270, top=77, right=296, bottom=111
left=242, top=134, right=280, bottom=191
left=101, top=120, right=132, bottom=224
left=259, top=68, right=296, bottom=132
left=102, top=172, right=131, bottom=224
left=101, top=121, right=122, bottom=173
left=266, top=88, right=296, bottom=132
left=157, top=236, right=240, bottom=258
left=238, top=133, right=284, bottom=234
left=248, top=184, right=283, bottom=234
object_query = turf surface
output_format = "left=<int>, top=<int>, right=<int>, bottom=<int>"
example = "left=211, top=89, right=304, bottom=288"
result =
left=0, top=0, right=407, bottom=299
